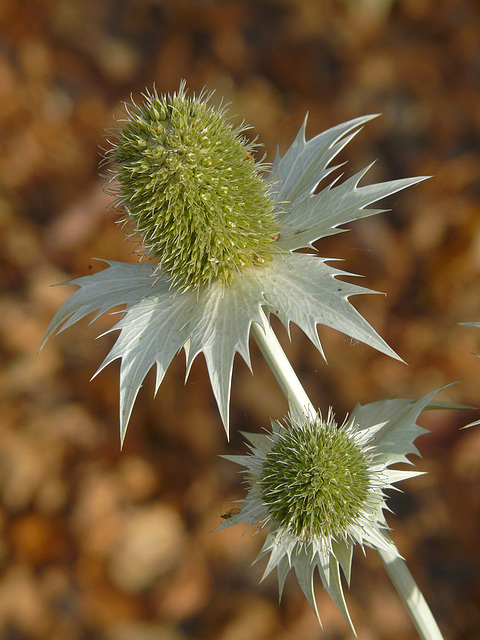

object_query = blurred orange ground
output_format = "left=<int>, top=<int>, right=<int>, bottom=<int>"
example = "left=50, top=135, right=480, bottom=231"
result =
left=0, top=1, right=480, bottom=639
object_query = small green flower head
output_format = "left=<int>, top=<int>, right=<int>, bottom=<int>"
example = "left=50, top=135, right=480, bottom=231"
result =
left=260, top=411, right=371, bottom=542
left=242, top=409, right=388, bottom=558
left=220, top=389, right=449, bottom=628
left=107, top=83, right=279, bottom=290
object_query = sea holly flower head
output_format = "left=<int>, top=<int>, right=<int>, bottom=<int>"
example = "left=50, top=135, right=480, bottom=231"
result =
left=220, top=388, right=444, bottom=629
left=43, top=83, right=426, bottom=443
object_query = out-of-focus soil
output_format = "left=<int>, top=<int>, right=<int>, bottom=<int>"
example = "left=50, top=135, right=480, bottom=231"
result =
left=1, top=1, right=480, bottom=639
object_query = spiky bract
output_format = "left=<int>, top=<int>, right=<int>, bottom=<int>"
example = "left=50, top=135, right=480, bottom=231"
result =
left=108, top=85, right=278, bottom=290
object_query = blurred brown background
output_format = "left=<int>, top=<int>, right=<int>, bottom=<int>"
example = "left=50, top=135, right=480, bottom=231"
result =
left=1, top=1, right=480, bottom=639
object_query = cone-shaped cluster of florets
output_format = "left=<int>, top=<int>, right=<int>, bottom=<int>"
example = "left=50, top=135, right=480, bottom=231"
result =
left=106, top=84, right=279, bottom=290
left=259, top=410, right=373, bottom=543
left=230, top=408, right=394, bottom=554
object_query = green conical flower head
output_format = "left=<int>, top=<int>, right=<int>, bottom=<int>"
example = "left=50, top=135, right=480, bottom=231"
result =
left=260, top=412, right=371, bottom=541
left=46, top=97, right=427, bottom=442
left=110, top=85, right=279, bottom=290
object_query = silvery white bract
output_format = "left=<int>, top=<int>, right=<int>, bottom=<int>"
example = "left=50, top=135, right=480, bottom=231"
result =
left=219, top=388, right=445, bottom=630
left=43, top=115, right=425, bottom=443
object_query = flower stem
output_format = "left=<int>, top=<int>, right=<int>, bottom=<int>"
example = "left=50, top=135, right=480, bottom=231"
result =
left=251, top=310, right=445, bottom=640
left=251, top=312, right=316, bottom=422
left=377, top=548, right=445, bottom=640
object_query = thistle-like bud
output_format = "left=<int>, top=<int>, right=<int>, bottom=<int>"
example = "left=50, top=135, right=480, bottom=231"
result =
left=221, top=391, right=450, bottom=630
left=260, top=411, right=372, bottom=542
left=107, top=83, right=279, bottom=290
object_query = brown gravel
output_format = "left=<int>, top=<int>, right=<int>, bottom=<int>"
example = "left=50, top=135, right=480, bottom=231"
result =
left=1, top=1, right=480, bottom=638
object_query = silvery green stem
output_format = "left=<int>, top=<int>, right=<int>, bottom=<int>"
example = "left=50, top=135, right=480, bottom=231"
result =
left=378, top=548, right=444, bottom=640
left=251, top=310, right=444, bottom=640
left=251, top=311, right=317, bottom=422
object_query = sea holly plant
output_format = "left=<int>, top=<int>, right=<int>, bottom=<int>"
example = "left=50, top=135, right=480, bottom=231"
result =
left=41, top=84, right=448, bottom=637
left=42, top=83, right=426, bottom=444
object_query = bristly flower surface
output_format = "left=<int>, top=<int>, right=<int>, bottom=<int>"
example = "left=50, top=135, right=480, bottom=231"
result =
left=219, top=389, right=442, bottom=630
left=42, top=84, right=426, bottom=443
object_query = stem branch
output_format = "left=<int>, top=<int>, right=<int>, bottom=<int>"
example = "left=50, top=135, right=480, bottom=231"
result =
left=378, top=548, right=444, bottom=640
left=251, top=312, right=316, bottom=421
